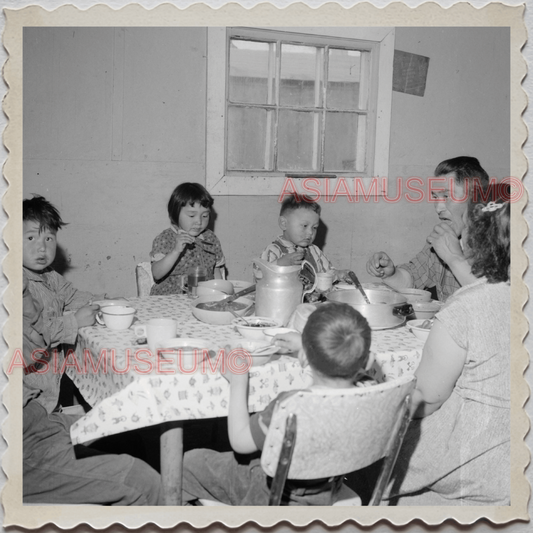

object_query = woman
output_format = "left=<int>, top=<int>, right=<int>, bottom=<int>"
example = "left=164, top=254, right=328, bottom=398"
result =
left=386, top=184, right=510, bottom=505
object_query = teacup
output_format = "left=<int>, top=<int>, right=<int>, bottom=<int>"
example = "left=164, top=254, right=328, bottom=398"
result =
left=134, top=318, right=178, bottom=352
left=97, top=305, right=136, bottom=331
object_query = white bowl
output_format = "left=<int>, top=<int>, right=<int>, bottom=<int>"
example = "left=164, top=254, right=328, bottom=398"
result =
left=97, top=305, right=136, bottom=330
left=411, top=301, right=442, bottom=320
left=407, top=319, right=433, bottom=341
left=198, top=279, right=234, bottom=295
left=232, top=316, right=282, bottom=341
left=397, top=288, right=432, bottom=303
left=225, top=339, right=279, bottom=367
left=191, top=294, right=254, bottom=325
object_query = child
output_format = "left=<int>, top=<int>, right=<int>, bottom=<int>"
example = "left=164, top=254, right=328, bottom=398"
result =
left=22, top=276, right=163, bottom=505
left=150, top=182, right=226, bottom=295
left=181, top=303, right=374, bottom=505
left=23, top=195, right=101, bottom=412
left=260, top=195, right=349, bottom=289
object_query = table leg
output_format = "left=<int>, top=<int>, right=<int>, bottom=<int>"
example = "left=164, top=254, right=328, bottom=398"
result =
left=160, top=421, right=184, bottom=505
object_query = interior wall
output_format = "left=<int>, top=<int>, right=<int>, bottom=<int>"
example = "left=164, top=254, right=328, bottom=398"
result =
left=23, top=27, right=510, bottom=296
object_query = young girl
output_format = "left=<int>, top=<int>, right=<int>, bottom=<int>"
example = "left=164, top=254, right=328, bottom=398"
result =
left=181, top=303, right=375, bottom=505
left=150, top=183, right=226, bottom=295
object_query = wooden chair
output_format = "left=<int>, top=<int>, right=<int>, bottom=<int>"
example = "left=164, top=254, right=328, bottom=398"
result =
left=200, top=374, right=415, bottom=506
left=136, top=262, right=154, bottom=297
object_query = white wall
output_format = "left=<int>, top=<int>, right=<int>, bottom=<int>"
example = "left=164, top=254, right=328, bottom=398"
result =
left=23, top=27, right=510, bottom=296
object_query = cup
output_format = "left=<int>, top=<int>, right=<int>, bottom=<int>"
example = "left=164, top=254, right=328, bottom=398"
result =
left=134, top=318, right=178, bottom=352
left=187, top=266, right=208, bottom=298
left=316, top=270, right=335, bottom=292
left=96, top=305, right=136, bottom=331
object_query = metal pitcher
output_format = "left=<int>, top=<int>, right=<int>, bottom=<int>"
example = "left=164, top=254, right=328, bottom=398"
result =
left=253, top=258, right=317, bottom=326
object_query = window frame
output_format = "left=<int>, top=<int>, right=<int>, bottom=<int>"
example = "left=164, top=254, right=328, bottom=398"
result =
left=206, top=26, right=395, bottom=196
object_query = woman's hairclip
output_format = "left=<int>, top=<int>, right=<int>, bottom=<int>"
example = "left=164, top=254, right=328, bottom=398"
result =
left=481, top=201, right=505, bottom=212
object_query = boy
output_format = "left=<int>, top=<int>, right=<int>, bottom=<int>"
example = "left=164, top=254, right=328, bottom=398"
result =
left=181, top=303, right=374, bottom=505
left=22, top=276, right=163, bottom=505
left=23, top=195, right=101, bottom=411
left=261, top=194, right=349, bottom=288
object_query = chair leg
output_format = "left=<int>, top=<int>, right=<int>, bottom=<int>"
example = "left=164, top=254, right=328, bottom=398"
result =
left=369, top=395, right=412, bottom=506
left=269, top=413, right=297, bottom=506
left=329, top=475, right=344, bottom=505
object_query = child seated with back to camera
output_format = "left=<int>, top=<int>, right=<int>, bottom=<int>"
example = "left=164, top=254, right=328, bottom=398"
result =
left=181, top=303, right=375, bottom=505
left=260, top=194, right=350, bottom=293
left=150, top=182, right=226, bottom=295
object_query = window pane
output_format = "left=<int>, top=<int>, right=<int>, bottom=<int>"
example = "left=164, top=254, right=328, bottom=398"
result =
left=227, top=106, right=273, bottom=170
left=324, top=112, right=359, bottom=171
left=278, top=110, right=320, bottom=171
left=280, top=44, right=323, bottom=108
left=229, top=39, right=274, bottom=105
left=327, top=49, right=363, bottom=110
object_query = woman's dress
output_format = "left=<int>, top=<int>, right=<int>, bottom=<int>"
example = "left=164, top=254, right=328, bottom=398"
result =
left=388, top=279, right=510, bottom=505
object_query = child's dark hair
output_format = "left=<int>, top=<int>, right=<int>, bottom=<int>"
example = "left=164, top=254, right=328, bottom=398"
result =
left=23, top=195, right=66, bottom=233
left=302, top=303, right=371, bottom=379
left=168, top=183, right=214, bottom=226
left=280, top=194, right=321, bottom=217
left=434, top=156, right=490, bottom=191
left=466, top=183, right=510, bottom=283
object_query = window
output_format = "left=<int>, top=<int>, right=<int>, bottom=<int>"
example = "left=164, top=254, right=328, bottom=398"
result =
left=207, top=27, right=395, bottom=195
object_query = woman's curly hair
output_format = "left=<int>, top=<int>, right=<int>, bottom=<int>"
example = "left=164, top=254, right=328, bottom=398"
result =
left=466, top=184, right=510, bottom=283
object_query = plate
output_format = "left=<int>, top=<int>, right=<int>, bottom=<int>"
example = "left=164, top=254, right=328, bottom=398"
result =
left=263, top=327, right=298, bottom=337
left=370, top=318, right=406, bottom=331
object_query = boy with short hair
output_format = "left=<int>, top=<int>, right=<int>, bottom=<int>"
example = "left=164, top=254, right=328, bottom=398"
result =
left=23, top=195, right=101, bottom=411
left=22, top=196, right=164, bottom=505
left=181, top=303, right=374, bottom=505
left=261, top=194, right=348, bottom=286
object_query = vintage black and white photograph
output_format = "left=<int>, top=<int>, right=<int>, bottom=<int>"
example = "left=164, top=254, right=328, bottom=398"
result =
left=1, top=1, right=529, bottom=529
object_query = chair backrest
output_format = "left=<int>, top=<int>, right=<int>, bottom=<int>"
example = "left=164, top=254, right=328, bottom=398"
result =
left=261, top=374, right=416, bottom=481
left=136, top=262, right=155, bottom=297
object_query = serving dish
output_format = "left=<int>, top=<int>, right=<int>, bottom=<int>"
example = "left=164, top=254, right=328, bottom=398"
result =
left=327, top=289, right=412, bottom=329
left=191, top=294, right=254, bottom=325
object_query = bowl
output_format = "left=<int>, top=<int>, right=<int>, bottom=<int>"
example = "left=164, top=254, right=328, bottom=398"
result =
left=411, top=300, right=442, bottom=320
left=97, top=305, right=136, bottom=330
left=406, top=319, right=433, bottom=341
left=225, top=339, right=279, bottom=367
left=191, top=294, right=254, bottom=325
left=157, top=337, right=217, bottom=369
left=198, top=279, right=234, bottom=295
left=396, top=288, right=432, bottom=303
left=232, top=316, right=282, bottom=340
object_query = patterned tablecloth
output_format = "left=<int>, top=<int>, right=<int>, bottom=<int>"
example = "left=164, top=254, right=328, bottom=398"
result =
left=70, top=295, right=425, bottom=445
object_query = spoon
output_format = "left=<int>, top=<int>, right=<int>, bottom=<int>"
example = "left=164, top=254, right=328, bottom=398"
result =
left=228, top=308, right=252, bottom=326
left=251, top=344, right=278, bottom=356
left=347, top=271, right=371, bottom=305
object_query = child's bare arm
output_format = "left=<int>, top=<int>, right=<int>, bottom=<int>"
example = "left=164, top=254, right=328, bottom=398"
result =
left=226, top=371, right=258, bottom=454
left=151, top=232, right=195, bottom=281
